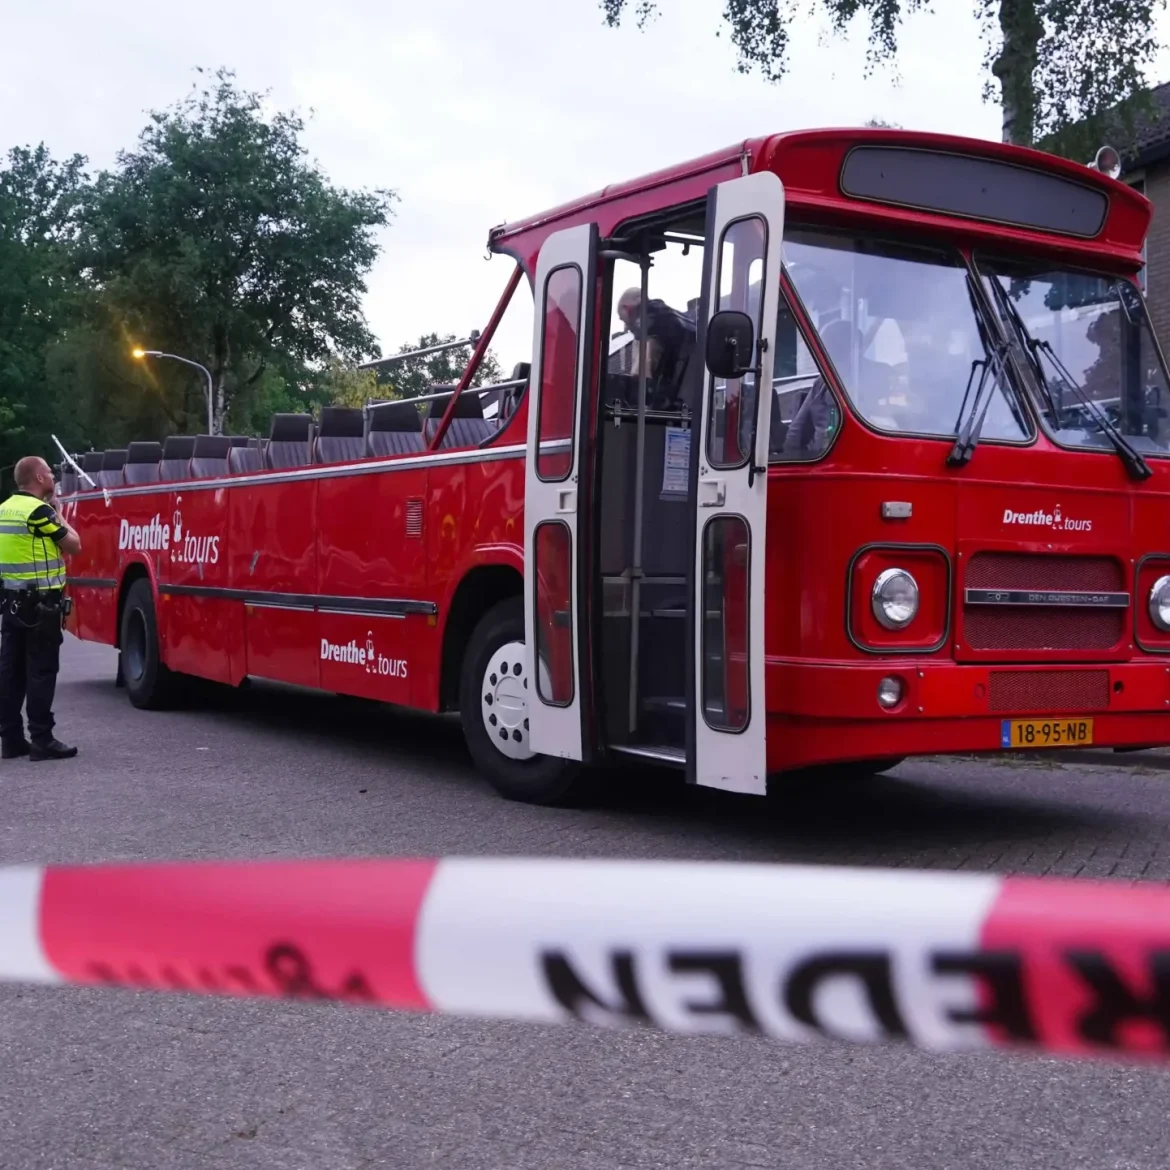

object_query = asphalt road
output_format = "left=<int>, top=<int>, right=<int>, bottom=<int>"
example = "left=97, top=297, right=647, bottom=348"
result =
left=2, top=637, right=1170, bottom=1170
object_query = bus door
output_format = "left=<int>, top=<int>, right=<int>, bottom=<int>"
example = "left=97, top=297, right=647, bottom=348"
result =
left=523, top=222, right=598, bottom=762
left=687, top=171, right=785, bottom=794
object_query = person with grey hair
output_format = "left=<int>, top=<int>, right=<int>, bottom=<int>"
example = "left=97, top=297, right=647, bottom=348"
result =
left=616, top=288, right=696, bottom=406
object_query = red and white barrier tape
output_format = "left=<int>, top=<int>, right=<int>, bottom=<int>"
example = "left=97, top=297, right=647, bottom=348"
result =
left=2, top=857, right=1169, bottom=1062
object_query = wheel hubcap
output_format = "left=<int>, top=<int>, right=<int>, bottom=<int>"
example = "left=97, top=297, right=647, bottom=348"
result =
left=481, top=640, right=533, bottom=761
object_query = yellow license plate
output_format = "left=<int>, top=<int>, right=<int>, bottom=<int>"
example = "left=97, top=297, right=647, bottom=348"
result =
left=1001, top=718, right=1093, bottom=749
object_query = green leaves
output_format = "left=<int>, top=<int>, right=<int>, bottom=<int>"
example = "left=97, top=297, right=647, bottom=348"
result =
left=1, top=68, right=399, bottom=472
left=598, top=0, right=1163, bottom=150
left=78, top=68, right=396, bottom=429
left=0, top=144, right=88, bottom=478
left=374, top=333, right=503, bottom=402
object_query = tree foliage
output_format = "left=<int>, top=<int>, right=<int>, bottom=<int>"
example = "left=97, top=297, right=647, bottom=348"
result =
left=600, top=0, right=1163, bottom=155
left=0, top=69, right=406, bottom=492
left=373, top=332, right=503, bottom=400
left=79, top=68, right=397, bottom=431
left=317, top=359, right=382, bottom=408
left=0, top=145, right=88, bottom=478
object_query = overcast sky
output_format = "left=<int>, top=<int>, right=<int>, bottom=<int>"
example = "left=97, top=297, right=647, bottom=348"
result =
left=5, top=0, right=1170, bottom=371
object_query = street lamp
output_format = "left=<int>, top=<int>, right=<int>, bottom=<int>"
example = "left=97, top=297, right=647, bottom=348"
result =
left=132, top=349, right=216, bottom=435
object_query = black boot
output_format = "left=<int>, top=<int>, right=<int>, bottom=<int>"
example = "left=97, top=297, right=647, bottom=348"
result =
left=1, top=739, right=30, bottom=760
left=29, top=738, right=78, bottom=761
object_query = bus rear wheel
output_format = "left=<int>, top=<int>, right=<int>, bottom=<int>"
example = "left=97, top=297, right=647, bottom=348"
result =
left=120, top=578, right=179, bottom=710
left=459, top=597, right=594, bottom=806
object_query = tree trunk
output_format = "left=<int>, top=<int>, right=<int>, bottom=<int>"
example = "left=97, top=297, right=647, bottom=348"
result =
left=993, top=0, right=1043, bottom=145
left=213, top=380, right=226, bottom=436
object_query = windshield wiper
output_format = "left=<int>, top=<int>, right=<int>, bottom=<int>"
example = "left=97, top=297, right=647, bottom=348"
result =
left=948, top=276, right=1012, bottom=468
left=984, top=274, right=1152, bottom=482
left=983, top=273, right=1062, bottom=420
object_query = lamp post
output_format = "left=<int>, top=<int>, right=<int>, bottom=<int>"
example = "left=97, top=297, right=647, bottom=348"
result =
left=132, top=349, right=216, bottom=435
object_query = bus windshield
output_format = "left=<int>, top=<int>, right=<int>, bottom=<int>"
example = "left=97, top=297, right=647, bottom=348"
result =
left=783, top=228, right=1030, bottom=444
left=976, top=256, right=1170, bottom=458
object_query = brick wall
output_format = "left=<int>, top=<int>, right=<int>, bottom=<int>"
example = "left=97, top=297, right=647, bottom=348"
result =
left=1143, top=163, right=1170, bottom=346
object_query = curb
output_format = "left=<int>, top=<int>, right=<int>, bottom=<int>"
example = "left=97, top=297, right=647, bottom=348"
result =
left=1050, top=748, right=1170, bottom=770
left=943, top=749, right=1170, bottom=771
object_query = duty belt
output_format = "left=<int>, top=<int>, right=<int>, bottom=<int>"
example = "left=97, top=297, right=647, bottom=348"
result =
left=1, top=581, right=62, bottom=594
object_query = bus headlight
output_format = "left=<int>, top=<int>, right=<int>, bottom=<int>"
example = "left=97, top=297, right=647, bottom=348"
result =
left=872, top=568, right=919, bottom=630
left=1149, top=575, right=1170, bottom=631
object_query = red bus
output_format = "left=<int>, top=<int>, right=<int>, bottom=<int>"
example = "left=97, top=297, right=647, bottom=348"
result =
left=60, top=127, right=1170, bottom=804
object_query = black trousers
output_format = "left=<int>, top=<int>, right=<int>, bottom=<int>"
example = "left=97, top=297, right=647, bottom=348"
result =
left=0, top=600, right=63, bottom=746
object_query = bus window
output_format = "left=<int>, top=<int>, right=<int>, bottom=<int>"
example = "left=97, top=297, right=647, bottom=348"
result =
left=979, top=258, right=1170, bottom=457
left=785, top=228, right=1031, bottom=445
left=708, top=216, right=767, bottom=469
left=768, top=300, right=841, bottom=462
left=535, top=265, right=583, bottom=481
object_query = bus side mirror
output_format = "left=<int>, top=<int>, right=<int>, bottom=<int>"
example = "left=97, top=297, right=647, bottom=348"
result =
left=705, top=310, right=756, bottom=379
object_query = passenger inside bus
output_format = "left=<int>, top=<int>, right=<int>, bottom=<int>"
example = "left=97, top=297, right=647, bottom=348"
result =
left=615, top=287, right=697, bottom=408
left=785, top=229, right=1029, bottom=445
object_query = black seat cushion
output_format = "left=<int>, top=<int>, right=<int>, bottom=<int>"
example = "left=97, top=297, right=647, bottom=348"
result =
left=316, top=407, right=367, bottom=463
left=266, top=414, right=314, bottom=469
left=367, top=399, right=424, bottom=457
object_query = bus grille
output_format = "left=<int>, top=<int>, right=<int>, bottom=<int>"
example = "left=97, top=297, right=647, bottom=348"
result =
left=964, top=553, right=1126, bottom=653
left=988, top=670, right=1111, bottom=713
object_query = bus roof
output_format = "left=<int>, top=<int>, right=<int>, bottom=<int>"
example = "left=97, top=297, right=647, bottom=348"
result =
left=489, top=127, right=1150, bottom=267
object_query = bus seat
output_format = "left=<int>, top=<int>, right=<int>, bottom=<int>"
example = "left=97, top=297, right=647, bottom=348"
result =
left=502, top=363, right=530, bottom=423
left=99, top=449, right=127, bottom=489
left=190, top=435, right=232, bottom=479
left=768, top=386, right=786, bottom=458
left=227, top=435, right=249, bottom=447
left=160, top=436, right=196, bottom=482
left=266, top=414, right=314, bottom=469
left=315, top=407, right=366, bottom=463
left=425, top=389, right=491, bottom=448
left=124, top=442, right=162, bottom=485
left=229, top=445, right=264, bottom=474
left=80, top=452, right=104, bottom=491
left=59, top=465, right=78, bottom=495
left=367, top=400, right=424, bottom=456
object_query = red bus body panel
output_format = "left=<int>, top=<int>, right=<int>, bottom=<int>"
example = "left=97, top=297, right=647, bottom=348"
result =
left=64, top=128, right=1170, bottom=773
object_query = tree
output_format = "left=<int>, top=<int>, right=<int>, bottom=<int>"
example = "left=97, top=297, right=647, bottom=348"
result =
left=316, top=359, right=382, bottom=408
left=599, top=1, right=1161, bottom=155
left=78, top=68, right=396, bottom=433
left=0, top=144, right=88, bottom=476
left=372, top=332, right=504, bottom=401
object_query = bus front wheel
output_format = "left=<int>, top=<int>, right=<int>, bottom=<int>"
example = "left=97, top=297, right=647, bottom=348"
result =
left=459, top=597, right=594, bottom=806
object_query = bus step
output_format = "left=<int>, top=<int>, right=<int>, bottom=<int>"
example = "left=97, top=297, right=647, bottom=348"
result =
left=610, top=744, right=686, bottom=767
left=642, top=695, right=686, bottom=713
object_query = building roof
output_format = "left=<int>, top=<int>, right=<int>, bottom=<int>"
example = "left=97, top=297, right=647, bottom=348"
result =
left=1111, top=81, right=1170, bottom=170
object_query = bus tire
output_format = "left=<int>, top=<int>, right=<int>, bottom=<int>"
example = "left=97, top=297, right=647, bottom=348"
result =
left=119, top=578, right=178, bottom=710
left=459, top=596, right=593, bottom=806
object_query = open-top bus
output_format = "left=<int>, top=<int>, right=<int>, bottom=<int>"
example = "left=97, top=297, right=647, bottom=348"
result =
left=60, top=126, right=1170, bottom=803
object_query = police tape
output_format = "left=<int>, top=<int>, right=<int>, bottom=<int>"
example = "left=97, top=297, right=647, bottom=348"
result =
left=1, top=857, right=1169, bottom=1062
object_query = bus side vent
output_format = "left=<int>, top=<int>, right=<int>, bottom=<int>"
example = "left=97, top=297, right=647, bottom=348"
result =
left=406, top=499, right=424, bottom=538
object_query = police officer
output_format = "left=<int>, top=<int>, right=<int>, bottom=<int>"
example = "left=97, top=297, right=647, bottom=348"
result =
left=0, top=456, right=81, bottom=761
